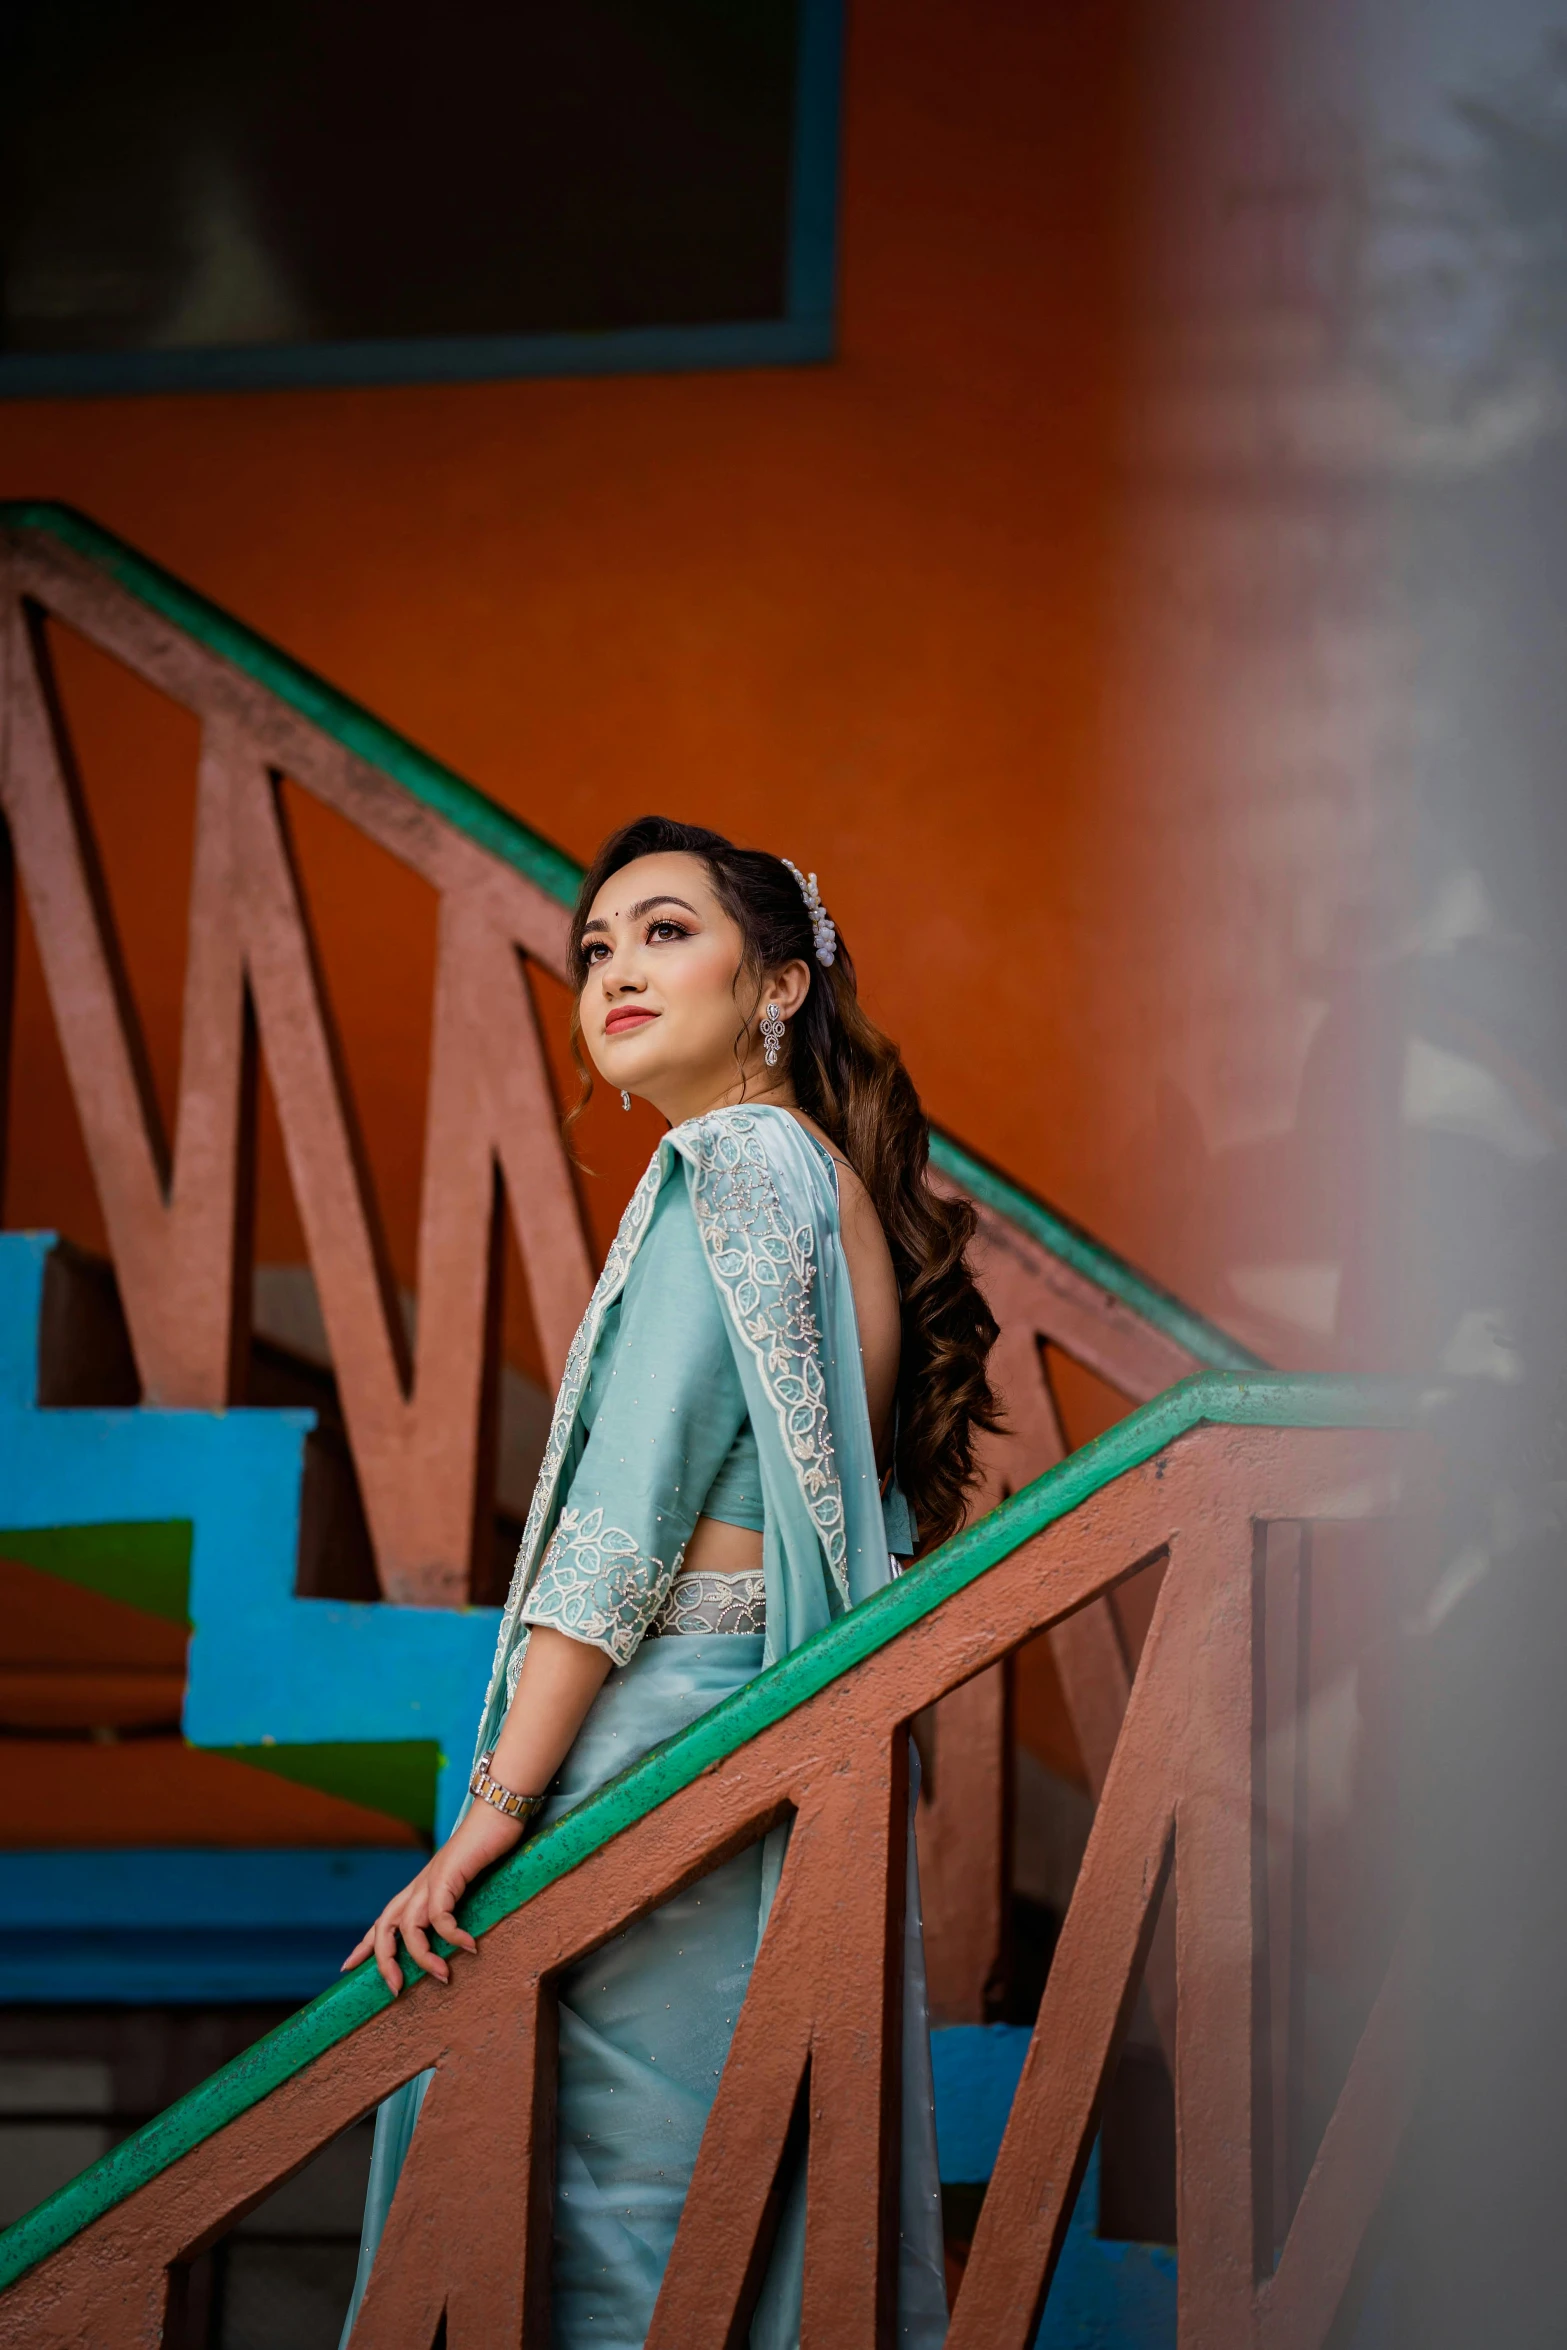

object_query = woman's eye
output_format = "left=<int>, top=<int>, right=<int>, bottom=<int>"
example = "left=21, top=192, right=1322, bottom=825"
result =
left=582, top=940, right=608, bottom=963
left=648, top=920, right=691, bottom=943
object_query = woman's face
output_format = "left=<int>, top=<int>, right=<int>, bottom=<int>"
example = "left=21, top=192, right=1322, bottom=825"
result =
left=577, top=851, right=807, bottom=1123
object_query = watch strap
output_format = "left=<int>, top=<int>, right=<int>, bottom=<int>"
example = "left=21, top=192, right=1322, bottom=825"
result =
left=469, top=1752, right=547, bottom=1828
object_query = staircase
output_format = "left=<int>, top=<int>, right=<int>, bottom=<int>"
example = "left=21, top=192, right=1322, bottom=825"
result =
left=0, top=506, right=1430, bottom=2346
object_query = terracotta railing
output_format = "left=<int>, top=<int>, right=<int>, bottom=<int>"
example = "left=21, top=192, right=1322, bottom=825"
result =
left=0, top=504, right=594, bottom=1609
left=0, top=502, right=1267, bottom=1991
left=920, top=1127, right=1258, bottom=2020
left=0, top=503, right=1265, bottom=2015
left=0, top=1372, right=1428, bottom=2347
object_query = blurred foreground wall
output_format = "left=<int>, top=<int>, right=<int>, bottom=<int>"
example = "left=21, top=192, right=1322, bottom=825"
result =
left=1134, top=5, right=1567, bottom=2343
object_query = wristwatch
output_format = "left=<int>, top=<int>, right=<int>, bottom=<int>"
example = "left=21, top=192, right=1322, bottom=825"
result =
left=469, top=1752, right=547, bottom=1830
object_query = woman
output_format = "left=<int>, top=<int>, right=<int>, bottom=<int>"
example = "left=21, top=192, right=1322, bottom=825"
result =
left=340, top=816, right=1000, bottom=2347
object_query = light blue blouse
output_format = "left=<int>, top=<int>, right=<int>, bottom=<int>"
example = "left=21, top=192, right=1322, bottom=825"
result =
left=703, top=1421, right=767, bottom=1532
left=473, top=1105, right=919, bottom=1750
left=518, top=1175, right=757, bottom=1661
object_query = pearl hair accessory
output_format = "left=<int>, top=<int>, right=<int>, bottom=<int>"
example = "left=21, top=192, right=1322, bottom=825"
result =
left=782, top=858, right=837, bottom=966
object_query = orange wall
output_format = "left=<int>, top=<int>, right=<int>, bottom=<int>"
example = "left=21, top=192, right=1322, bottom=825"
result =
left=1, top=0, right=1395, bottom=1374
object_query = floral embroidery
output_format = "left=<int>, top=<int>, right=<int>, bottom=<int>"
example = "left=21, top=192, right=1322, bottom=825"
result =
left=676, top=1111, right=850, bottom=1607
left=474, top=1104, right=851, bottom=1760
left=647, top=1570, right=767, bottom=1638
left=519, top=1507, right=672, bottom=1667
left=475, top=1149, right=666, bottom=1752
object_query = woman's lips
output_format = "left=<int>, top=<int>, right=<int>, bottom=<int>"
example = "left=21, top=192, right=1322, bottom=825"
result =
left=604, top=1008, right=658, bottom=1035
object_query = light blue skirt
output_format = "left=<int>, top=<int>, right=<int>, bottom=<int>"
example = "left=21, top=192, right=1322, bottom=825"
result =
left=340, top=1636, right=947, bottom=2347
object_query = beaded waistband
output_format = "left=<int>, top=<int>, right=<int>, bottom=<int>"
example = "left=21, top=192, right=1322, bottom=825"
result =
left=646, top=1569, right=766, bottom=1638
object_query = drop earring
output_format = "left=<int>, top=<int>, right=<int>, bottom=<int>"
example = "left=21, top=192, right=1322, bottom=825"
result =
left=761, top=1003, right=785, bottom=1067
left=620, top=1090, right=631, bottom=1112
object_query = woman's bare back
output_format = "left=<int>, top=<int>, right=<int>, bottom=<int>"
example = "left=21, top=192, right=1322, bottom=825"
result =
left=785, top=1110, right=900, bottom=1466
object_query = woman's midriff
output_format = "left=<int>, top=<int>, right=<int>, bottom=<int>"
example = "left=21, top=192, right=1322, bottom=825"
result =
left=680, top=1513, right=764, bottom=1575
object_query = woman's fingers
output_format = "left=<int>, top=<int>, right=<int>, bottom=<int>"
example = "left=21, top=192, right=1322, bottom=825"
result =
left=428, top=1900, right=478, bottom=1957
left=339, top=1925, right=377, bottom=1973
left=341, top=1860, right=481, bottom=1988
left=399, top=1915, right=449, bottom=1986
left=373, top=1912, right=406, bottom=1998
left=342, top=1866, right=427, bottom=1978
left=427, top=1860, right=477, bottom=1956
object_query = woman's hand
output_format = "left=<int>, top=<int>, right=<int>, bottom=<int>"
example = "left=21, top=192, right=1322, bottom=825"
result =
left=344, top=1627, right=612, bottom=1997
left=341, top=1801, right=525, bottom=1997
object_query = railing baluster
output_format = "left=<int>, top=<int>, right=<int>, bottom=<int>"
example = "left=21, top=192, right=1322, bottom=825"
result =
left=174, top=720, right=258, bottom=1401
left=230, top=752, right=417, bottom=1553
left=646, top=1742, right=908, bottom=2350
left=915, top=1661, right=1010, bottom=2020
left=645, top=1827, right=820, bottom=2348
left=918, top=1313, right=1065, bottom=2022
left=1261, top=1518, right=1311, bottom=2247
left=1256, top=1904, right=1420, bottom=2350
left=0, top=609, right=263, bottom=1410
left=1171, top=1513, right=1270, bottom=2342
left=348, top=1980, right=557, bottom=2350
left=426, top=901, right=592, bottom=1389
left=932, top=1195, right=1219, bottom=2024
left=946, top=1536, right=1191, bottom=2350
left=3, top=591, right=175, bottom=1370
left=799, top=1737, right=908, bottom=2350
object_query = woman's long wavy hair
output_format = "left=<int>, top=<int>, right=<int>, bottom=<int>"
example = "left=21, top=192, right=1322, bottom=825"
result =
left=566, top=815, right=1001, bottom=1552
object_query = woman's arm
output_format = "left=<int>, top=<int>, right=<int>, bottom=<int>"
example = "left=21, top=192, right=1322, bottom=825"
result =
left=344, top=1174, right=745, bottom=1993
left=516, top=1176, right=747, bottom=1663
left=341, top=1627, right=610, bottom=1997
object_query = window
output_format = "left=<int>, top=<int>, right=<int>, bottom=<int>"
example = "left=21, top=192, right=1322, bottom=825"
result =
left=0, top=0, right=842, bottom=395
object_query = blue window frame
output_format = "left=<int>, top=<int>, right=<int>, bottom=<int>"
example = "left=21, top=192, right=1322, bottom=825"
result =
left=0, top=0, right=843, bottom=399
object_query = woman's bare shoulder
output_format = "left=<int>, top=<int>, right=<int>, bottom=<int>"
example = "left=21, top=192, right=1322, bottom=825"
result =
left=773, top=1108, right=862, bottom=1200
left=831, top=1151, right=883, bottom=1246
left=782, top=1113, right=897, bottom=1289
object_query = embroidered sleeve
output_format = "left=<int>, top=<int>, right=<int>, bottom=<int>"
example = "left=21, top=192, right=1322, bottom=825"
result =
left=518, top=1176, right=749, bottom=1666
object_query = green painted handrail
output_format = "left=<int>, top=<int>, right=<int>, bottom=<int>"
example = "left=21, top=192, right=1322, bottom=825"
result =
left=2, top=499, right=1260, bottom=1377
left=0, top=500, right=581, bottom=908
left=0, top=1369, right=1434, bottom=2293
left=927, top=1130, right=1263, bottom=1372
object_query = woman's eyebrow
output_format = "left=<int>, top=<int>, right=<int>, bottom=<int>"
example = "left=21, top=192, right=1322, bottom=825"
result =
left=583, top=895, right=700, bottom=938
left=628, top=895, right=700, bottom=920
left=582, top=892, right=700, bottom=939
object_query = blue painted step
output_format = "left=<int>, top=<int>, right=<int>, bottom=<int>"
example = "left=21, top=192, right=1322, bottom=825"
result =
left=1, top=1232, right=499, bottom=1837
left=933, top=2026, right=1176, bottom=2349
left=0, top=1851, right=419, bottom=2003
